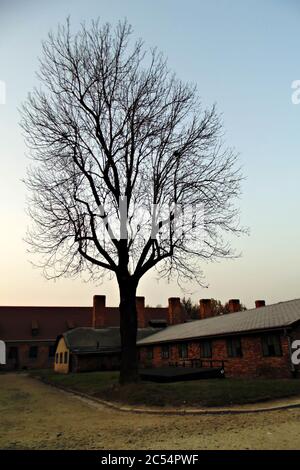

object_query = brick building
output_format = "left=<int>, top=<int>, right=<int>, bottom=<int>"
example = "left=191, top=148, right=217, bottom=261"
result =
left=0, top=295, right=171, bottom=370
left=138, top=298, right=300, bottom=379
left=2, top=293, right=300, bottom=379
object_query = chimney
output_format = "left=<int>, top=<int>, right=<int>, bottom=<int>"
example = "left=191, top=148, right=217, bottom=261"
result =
left=136, top=296, right=146, bottom=328
left=168, top=297, right=184, bottom=325
left=199, top=299, right=213, bottom=320
left=92, top=295, right=106, bottom=328
left=255, top=300, right=266, bottom=308
left=228, top=299, right=241, bottom=313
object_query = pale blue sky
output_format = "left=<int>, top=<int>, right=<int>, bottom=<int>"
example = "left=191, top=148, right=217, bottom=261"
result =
left=0, top=0, right=299, bottom=308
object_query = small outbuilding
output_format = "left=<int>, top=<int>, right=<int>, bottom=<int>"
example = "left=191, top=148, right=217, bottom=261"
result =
left=54, top=326, right=163, bottom=373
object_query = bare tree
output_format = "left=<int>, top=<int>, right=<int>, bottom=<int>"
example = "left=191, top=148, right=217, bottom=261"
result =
left=182, top=298, right=247, bottom=319
left=21, top=19, right=244, bottom=383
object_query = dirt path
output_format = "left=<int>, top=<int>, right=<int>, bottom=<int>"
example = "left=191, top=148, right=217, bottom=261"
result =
left=0, top=373, right=300, bottom=450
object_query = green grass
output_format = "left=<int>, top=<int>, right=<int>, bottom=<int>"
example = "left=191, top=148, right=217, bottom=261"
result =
left=29, top=369, right=300, bottom=408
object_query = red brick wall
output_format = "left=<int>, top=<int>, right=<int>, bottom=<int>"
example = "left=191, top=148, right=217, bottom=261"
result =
left=73, top=353, right=121, bottom=372
left=138, top=332, right=293, bottom=379
left=4, top=341, right=55, bottom=370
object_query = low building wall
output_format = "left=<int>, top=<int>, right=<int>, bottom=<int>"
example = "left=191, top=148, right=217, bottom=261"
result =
left=138, top=332, right=293, bottom=379
left=4, top=341, right=55, bottom=370
left=72, top=353, right=121, bottom=373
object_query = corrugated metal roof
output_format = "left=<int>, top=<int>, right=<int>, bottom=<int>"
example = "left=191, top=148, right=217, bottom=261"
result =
left=137, top=299, right=300, bottom=345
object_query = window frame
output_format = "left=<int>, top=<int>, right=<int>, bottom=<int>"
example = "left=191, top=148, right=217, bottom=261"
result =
left=8, top=346, right=18, bottom=360
left=227, top=337, right=243, bottom=358
left=146, top=347, right=153, bottom=360
left=161, top=344, right=169, bottom=359
left=178, top=343, right=188, bottom=359
left=48, top=345, right=56, bottom=358
left=29, top=346, right=38, bottom=359
left=200, top=340, right=212, bottom=358
left=261, top=334, right=282, bottom=357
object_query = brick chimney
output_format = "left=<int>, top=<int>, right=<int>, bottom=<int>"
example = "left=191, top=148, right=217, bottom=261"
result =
left=92, top=295, right=106, bottom=328
left=199, top=299, right=213, bottom=320
left=228, top=299, right=241, bottom=313
left=136, top=296, right=146, bottom=328
left=168, top=298, right=184, bottom=325
left=255, top=300, right=266, bottom=308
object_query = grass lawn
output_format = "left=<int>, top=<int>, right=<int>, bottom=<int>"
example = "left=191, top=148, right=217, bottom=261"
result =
left=28, top=369, right=300, bottom=408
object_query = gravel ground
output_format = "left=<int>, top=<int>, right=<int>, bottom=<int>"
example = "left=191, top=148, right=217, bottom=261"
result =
left=0, top=373, right=300, bottom=450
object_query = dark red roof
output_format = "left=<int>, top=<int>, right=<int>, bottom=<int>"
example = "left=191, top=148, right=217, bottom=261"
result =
left=104, top=307, right=168, bottom=327
left=0, top=306, right=92, bottom=341
left=0, top=305, right=168, bottom=341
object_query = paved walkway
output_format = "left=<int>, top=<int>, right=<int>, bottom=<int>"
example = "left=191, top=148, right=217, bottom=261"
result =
left=1, top=373, right=300, bottom=449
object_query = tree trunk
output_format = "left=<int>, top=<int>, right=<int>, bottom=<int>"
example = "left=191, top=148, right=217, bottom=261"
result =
left=118, top=277, right=139, bottom=384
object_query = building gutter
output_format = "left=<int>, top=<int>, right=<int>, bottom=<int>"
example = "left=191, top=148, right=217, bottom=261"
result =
left=3, top=339, right=56, bottom=343
left=138, top=326, right=293, bottom=347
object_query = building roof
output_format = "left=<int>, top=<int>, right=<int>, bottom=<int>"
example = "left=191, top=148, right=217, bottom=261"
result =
left=61, top=326, right=163, bottom=354
left=0, top=306, right=92, bottom=341
left=0, top=305, right=168, bottom=342
left=137, top=298, right=300, bottom=346
left=103, top=307, right=168, bottom=327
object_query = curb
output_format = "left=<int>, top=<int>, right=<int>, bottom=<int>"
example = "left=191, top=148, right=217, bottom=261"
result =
left=31, top=375, right=300, bottom=416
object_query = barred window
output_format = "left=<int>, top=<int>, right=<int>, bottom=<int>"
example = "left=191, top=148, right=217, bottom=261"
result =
left=29, top=346, right=38, bottom=359
left=161, top=345, right=169, bottom=359
left=178, top=343, right=188, bottom=359
left=200, top=340, right=212, bottom=358
left=262, top=334, right=282, bottom=357
left=147, top=347, right=153, bottom=360
left=227, top=337, right=243, bottom=357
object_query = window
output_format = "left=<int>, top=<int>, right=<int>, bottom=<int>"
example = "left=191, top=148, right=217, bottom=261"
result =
left=262, top=334, right=282, bottom=357
left=49, top=345, right=56, bottom=358
left=29, top=346, right=38, bottom=359
left=161, top=345, right=169, bottom=359
left=200, top=340, right=212, bottom=358
left=64, top=351, right=68, bottom=364
left=55, top=353, right=59, bottom=364
left=147, top=347, right=153, bottom=360
left=8, top=347, right=18, bottom=359
left=227, top=337, right=243, bottom=357
left=59, top=352, right=63, bottom=364
left=178, top=343, right=188, bottom=359
left=31, top=320, right=39, bottom=337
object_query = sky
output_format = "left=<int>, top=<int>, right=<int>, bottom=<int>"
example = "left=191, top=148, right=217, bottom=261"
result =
left=0, top=0, right=299, bottom=309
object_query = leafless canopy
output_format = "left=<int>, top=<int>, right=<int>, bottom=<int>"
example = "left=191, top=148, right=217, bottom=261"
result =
left=21, top=19, right=244, bottom=287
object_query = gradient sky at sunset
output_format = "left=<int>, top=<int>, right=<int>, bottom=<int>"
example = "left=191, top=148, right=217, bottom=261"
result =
left=0, top=0, right=299, bottom=308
